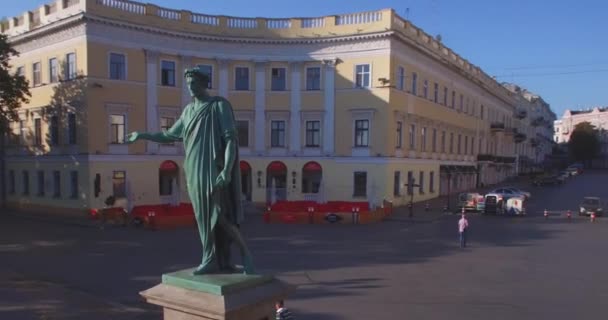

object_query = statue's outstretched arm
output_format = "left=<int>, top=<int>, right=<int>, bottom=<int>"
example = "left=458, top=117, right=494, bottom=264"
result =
left=128, top=117, right=184, bottom=144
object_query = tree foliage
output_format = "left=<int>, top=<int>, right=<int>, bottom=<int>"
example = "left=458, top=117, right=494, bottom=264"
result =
left=568, top=121, right=600, bottom=162
left=0, top=33, right=30, bottom=135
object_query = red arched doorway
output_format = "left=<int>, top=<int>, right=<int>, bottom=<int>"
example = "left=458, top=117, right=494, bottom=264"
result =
left=240, top=160, right=252, bottom=201
left=302, top=161, right=322, bottom=195
left=159, top=160, right=179, bottom=204
left=266, top=161, right=287, bottom=204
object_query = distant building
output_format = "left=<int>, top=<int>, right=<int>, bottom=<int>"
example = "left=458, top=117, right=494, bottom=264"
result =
left=554, top=107, right=608, bottom=161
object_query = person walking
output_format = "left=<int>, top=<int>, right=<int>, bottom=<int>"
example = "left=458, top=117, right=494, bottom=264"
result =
left=458, top=213, right=469, bottom=248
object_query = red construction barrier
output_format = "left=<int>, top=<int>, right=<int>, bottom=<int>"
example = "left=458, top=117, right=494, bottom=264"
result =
left=131, top=203, right=195, bottom=230
left=265, top=200, right=388, bottom=225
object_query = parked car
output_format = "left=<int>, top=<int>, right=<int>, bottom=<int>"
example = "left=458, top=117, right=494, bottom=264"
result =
left=579, top=197, right=603, bottom=216
left=566, top=167, right=580, bottom=176
left=483, top=193, right=504, bottom=215
left=458, top=193, right=484, bottom=212
left=505, top=196, right=527, bottom=216
left=503, top=187, right=531, bottom=199
left=488, top=187, right=529, bottom=200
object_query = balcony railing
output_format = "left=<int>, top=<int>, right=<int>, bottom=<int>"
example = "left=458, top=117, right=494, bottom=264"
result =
left=477, top=154, right=495, bottom=162
left=514, top=133, right=527, bottom=143
left=490, top=122, right=505, bottom=132
left=515, top=109, right=527, bottom=119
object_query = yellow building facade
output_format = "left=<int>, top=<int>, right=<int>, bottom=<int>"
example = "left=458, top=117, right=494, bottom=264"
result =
left=1, top=0, right=554, bottom=215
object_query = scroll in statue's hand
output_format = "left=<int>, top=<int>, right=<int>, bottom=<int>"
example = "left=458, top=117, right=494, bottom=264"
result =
left=214, top=170, right=231, bottom=189
left=125, top=132, right=140, bottom=144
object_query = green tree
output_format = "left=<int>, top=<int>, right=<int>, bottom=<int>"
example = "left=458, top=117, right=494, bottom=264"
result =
left=568, top=121, right=600, bottom=165
left=0, top=33, right=31, bottom=208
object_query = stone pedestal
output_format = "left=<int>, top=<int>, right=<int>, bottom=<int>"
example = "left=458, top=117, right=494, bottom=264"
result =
left=140, top=268, right=295, bottom=320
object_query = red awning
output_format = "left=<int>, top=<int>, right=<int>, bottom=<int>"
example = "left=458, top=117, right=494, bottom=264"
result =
left=267, top=161, right=287, bottom=172
left=240, top=161, right=251, bottom=171
left=303, top=161, right=322, bottom=171
left=160, top=160, right=178, bottom=171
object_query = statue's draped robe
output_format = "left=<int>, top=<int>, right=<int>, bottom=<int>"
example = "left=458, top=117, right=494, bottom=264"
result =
left=166, top=97, right=244, bottom=267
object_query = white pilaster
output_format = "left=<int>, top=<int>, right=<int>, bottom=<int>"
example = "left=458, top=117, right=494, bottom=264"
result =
left=289, top=62, right=302, bottom=153
left=254, top=61, right=267, bottom=153
left=217, top=59, right=229, bottom=98
left=145, top=49, right=159, bottom=154
left=322, top=59, right=337, bottom=155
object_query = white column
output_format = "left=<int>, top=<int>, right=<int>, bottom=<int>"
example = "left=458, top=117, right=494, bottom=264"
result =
left=145, top=49, right=159, bottom=154
left=289, top=62, right=302, bottom=153
left=254, top=61, right=267, bottom=153
left=217, top=59, right=229, bottom=98
left=180, top=55, right=193, bottom=110
left=322, top=59, right=337, bottom=155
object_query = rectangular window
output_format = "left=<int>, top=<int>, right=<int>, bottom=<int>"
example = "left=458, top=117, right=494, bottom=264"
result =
left=235, top=67, right=250, bottom=90
left=397, top=66, right=405, bottom=90
left=66, top=53, right=76, bottom=80
left=112, top=171, right=126, bottom=198
left=68, top=113, right=77, bottom=144
left=271, top=67, right=286, bottom=91
left=49, top=115, right=59, bottom=145
left=355, top=64, right=370, bottom=88
left=457, top=134, right=462, bottom=154
left=465, top=136, right=469, bottom=155
left=423, top=80, right=429, bottom=99
left=110, top=114, right=125, bottom=144
left=354, top=119, right=369, bottom=147
left=480, top=105, right=485, bottom=120
left=22, top=171, right=29, bottom=195
left=109, top=53, right=126, bottom=80
left=451, top=91, right=456, bottom=108
left=471, top=137, right=475, bottom=155
left=197, top=64, right=213, bottom=89
left=393, top=171, right=401, bottom=196
left=49, top=58, right=58, bottom=83
left=37, top=170, right=45, bottom=196
left=353, top=172, right=367, bottom=197
left=53, top=170, right=61, bottom=198
left=160, top=116, right=175, bottom=145
left=459, top=94, right=464, bottom=111
left=396, top=121, right=403, bottom=148
left=270, top=120, right=286, bottom=147
left=434, top=82, right=439, bottom=103
left=16, top=66, right=24, bottom=77
left=305, top=120, right=321, bottom=147
left=8, top=170, right=15, bottom=194
left=34, top=118, right=42, bottom=146
left=306, top=67, right=321, bottom=90
left=409, top=124, right=416, bottom=149
left=465, top=97, right=469, bottom=114
left=430, top=171, right=435, bottom=193
left=450, top=133, right=454, bottom=153
left=441, top=131, right=446, bottom=153
left=432, top=128, right=437, bottom=152
left=411, top=72, right=417, bottom=95
left=161, top=60, right=176, bottom=86
left=70, top=171, right=78, bottom=199
left=236, top=120, right=249, bottom=147
left=419, top=171, right=424, bottom=194
left=443, top=87, right=448, bottom=105
left=421, top=127, right=427, bottom=151
left=407, top=171, right=414, bottom=195
left=32, top=62, right=41, bottom=86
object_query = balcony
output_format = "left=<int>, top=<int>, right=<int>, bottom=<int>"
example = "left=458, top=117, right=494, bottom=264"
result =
left=515, top=109, right=527, bottom=119
left=514, top=133, right=527, bottom=143
left=531, top=116, right=545, bottom=127
left=477, top=154, right=495, bottom=162
left=490, top=122, right=505, bottom=132
left=496, top=156, right=516, bottom=164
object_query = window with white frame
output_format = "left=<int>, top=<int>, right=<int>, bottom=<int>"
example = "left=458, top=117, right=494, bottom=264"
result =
left=432, top=128, right=437, bottom=152
left=411, top=72, right=417, bottom=95
left=235, top=67, right=249, bottom=90
left=236, top=120, right=249, bottom=147
left=49, top=58, right=58, bottom=83
left=306, top=67, right=321, bottom=90
left=396, top=121, right=403, bottom=148
left=109, top=53, right=126, bottom=80
left=355, top=64, right=370, bottom=88
left=429, top=171, right=435, bottom=193
left=32, top=62, right=41, bottom=86
left=305, top=120, right=321, bottom=147
left=441, top=130, right=446, bottom=153
left=161, top=60, right=176, bottom=86
left=270, top=120, right=286, bottom=147
left=434, top=82, right=439, bottom=103
left=397, top=66, right=405, bottom=90
left=16, top=66, right=24, bottom=77
left=393, top=171, right=401, bottom=196
left=409, top=124, right=416, bottom=149
left=110, top=114, right=126, bottom=144
left=407, top=171, right=414, bottom=195
left=353, top=172, right=367, bottom=197
left=443, top=86, right=448, bottom=105
left=354, top=119, right=369, bottom=147
left=423, top=80, right=429, bottom=99
left=271, top=67, right=286, bottom=91
left=112, top=171, right=126, bottom=198
left=451, top=90, right=456, bottom=108
left=66, top=53, right=76, bottom=80
left=197, top=64, right=213, bottom=89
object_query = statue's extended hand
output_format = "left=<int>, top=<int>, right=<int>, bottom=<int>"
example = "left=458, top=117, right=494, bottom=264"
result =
left=125, top=132, right=140, bottom=144
left=214, top=170, right=231, bottom=189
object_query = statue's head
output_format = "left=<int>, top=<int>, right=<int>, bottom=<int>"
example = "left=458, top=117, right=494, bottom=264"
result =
left=184, top=67, right=210, bottom=98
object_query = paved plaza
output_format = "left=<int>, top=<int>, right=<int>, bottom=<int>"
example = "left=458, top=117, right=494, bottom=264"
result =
left=1, top=171, right=608, bottom=319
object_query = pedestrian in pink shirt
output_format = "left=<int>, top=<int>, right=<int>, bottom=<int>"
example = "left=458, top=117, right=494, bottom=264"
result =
left=458, top=214, right=469, bottom=248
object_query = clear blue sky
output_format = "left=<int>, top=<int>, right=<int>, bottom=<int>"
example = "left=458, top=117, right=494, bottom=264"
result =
left=4, top=0, right=608, bottom=117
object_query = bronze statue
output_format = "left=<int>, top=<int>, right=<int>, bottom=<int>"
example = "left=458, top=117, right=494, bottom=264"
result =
left=127, top=67, right=255, bottom=275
